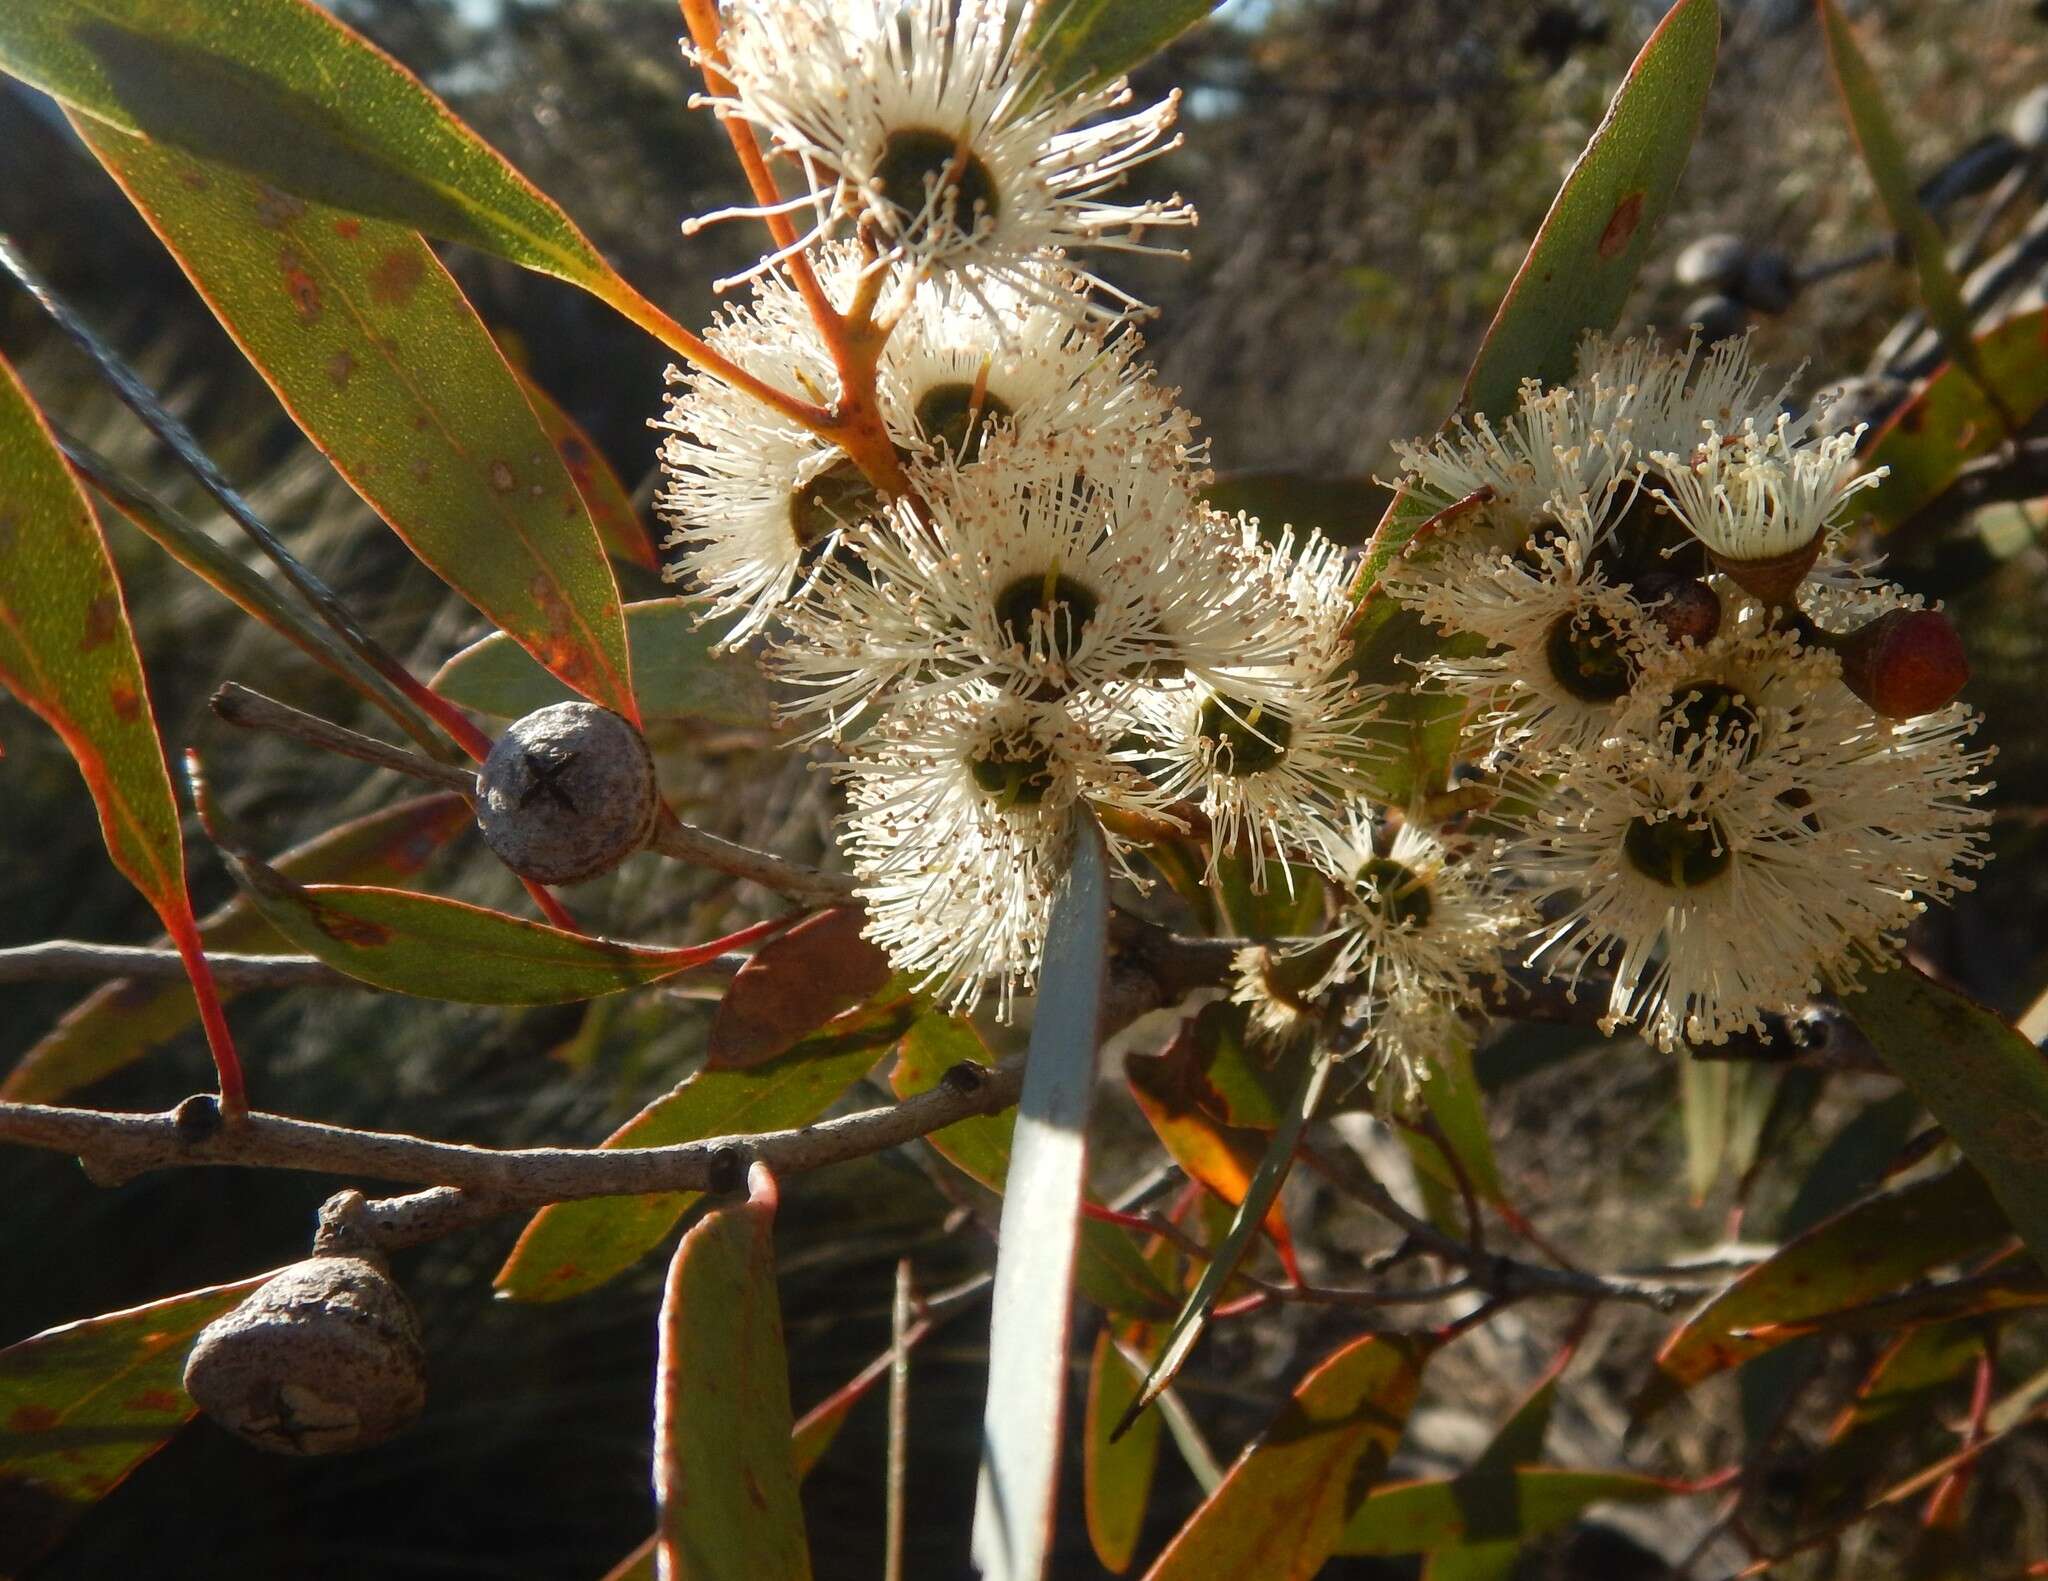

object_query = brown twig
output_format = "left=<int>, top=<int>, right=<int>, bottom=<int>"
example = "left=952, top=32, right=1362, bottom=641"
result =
left=0, top=941, right=345, bottom=990
left=211, top=683, right=477, bottom=796
left=646, top=809, right=858, bottom=907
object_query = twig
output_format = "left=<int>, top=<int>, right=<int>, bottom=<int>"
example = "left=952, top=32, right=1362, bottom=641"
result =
left=0, top=1061, right=1024, bottom=1242
left=885, top=1258, right=913, bottom=1581
left=646, top=810, right=858, bottom=907
left=0, top=941, right=345, bottom=990
left=211, top=684, right=477, bottom=795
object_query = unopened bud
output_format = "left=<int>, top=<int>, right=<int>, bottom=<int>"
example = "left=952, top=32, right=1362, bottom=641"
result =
left=1630, top=570, right=1722, bottom=647
left=1834, top=607, right=1970, bottom=719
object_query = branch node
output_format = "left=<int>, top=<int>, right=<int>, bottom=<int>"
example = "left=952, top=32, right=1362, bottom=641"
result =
left=706, top=1143, right=750, bottom=1195
left=173, top=1092, right=224, bottom=1145
left=939, top=1060, right=990, bottom=1098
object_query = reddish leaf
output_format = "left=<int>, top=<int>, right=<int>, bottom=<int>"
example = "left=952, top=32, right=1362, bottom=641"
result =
left=511, top=366, right=657, bottom=573
left=1141, top=1332, right=1435, bottom=1580
left=1636, top=1164, right=2011, bottom=1419
left=0, top=1276, right=269, bottom=1574
left=1863, top=309, right=2048, bottom=528
left=6, top=792, right=470, bottom=1103
left=496, top=999, right=917, bottom=1302
left=654, top=1165, right=811, bottom=1581
left=0, top=351, right=242, bottom=1109
left=72, top=117, right=638, bottom=721
left=708, top=907, right=894, bottom=1070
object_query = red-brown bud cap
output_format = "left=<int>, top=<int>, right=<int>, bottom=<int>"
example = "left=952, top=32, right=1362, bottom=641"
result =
left=1835, top=608, right=1970, bottom=719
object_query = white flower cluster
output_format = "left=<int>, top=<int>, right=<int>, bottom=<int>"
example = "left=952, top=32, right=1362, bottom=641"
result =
left=1384, top=333, right=1992, bottom=1051
left=659, top=0, right=1378, bottom=1017
left=656, top=2, right=1992, bottom=1100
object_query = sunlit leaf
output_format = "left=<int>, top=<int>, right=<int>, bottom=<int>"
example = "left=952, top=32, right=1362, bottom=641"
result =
left=496, top=1000, right=916, bottom=1302
left=1459, top=0, right=1720, bottom=420
left=1335, top=1467, right=1683, bottom=1556
left=654, top=1166, right=811, bottom=1581
left=973, top=819, right=1109, bottom=1581
left=432, top=599, right=773, bottom=728
left=1085, top=1327, right=1163, bottom=1575
left=0, top=1276, right=268, bottom=1574
left=0, top=0, right=627, bottom=298
left=1024, top=0, right=1221, bottom=93
left=1853, top=967, right=2048, bottom=1277
left=1862, top=309, right=2048, bottom=529
left=1635, top=1163, right=2011, bottom=1419
left=73, top=118, right=637, bottom=719
left=5, top=792, right=471, bottom=1103
left=0, top=350, right=240, bottom=1105
left=222, top=843, right=785, bottom=1004
left=510, top=365, right=657, bottom=573
left=708, top=908, right=893, bottom=1070
left=1818, top=0, right=2006, bottom=422
left=1143, top=1332, right=1436, bottom=1580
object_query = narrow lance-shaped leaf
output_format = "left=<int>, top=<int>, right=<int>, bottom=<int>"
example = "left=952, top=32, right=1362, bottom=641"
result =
left=1459, top=0, right=1720, bottom=421
left=1144, top=1333, right=1437, bottom=1581
left=0, top=351, right=243, bottom=1110
left=1085, top=1326, right=1164, bottom=1574
left=0, top=1276, right=270, bottom=1576
left=654, top=1163, right=811, bottom=1581
left=1861, top=309, right=2048, bottom=529
left=973, top=817, right=1110, bottom=1581
left=1852, top=966, right=2048, bottom=1278
left=708, top=907, right=894, bottom=1070
left=1024, top=0, right=1223, bottom=94
left=508, top=364, right=658, bottom=573
left=1634, top=1162, right=2012, bottom=1419
left=1817, top=0, right=2009, bottom=425
left=1336, top=1467, right=1687, bottom=1557
left=0, top=0, right=631, bottom=300
left=5, top=791, right=473, bottom=1104
left=433, top=599, right=773, bottom=729
left=496, top=997, right=918, bottom=1302
left=222, top=864, right=787, bottom=1005
left=1116, top=1045, right=1331, bottom=1435
left=73, top=117, right=637, bottom=719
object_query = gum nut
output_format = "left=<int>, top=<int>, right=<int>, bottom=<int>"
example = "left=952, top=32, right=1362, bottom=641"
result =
left=475, top=701, right=658, bottom=885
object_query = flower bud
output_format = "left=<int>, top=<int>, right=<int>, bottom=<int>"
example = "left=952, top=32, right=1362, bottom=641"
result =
left=1630, top=570, right=1722, bottom=647
left=1834, top=607, right=1970, bottom=719
left=475, top=702, right=658, bottom=884
left=184, top=1256, right=426, bottom=1455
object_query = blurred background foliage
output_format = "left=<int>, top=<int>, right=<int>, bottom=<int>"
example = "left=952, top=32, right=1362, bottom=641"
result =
left=3, top=2, right=2048, bottom=1577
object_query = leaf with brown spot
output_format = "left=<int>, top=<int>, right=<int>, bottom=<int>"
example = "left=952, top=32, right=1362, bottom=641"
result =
left=1141, top=1332, right=1436, bottom=1581
left=1634, top=1163, right=2012, bottom=1421
left=511, top=366, right=657, bottom=572
left=654, top=1166, right=812, bottom=1581
left=0, top=1276, right=269, bottom=1575
left=1459, top=0, right=1720, bottom=419
left=0, top=350, right=242, bottom=1107
left=6, top=791, right=471, bottom=1102
left=708, top=907, right=894, bottom=1070
left=69, top=116, right=637, bottom=720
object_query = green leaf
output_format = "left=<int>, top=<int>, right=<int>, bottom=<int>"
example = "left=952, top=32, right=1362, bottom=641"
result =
left=1635, top=1162, right=2011, bottom=1419
left=1679, top=1060, right=1779, bottom=1206
left=1852, top=966, right=2048, bottom=1277
left=1336, top=1467, right=1683, bottom=1556
left=1119, top=1047, right=1331, bottom=1432
left=890, top=1015, right=1179, bottom=1321
left=1143, top=1333, right=1436, bottom=1580
left=223, top=850, right=783, bottom=1004
left=0, top=1276, right=268, bottom=1574
left=5, top=792, right=471, bottom=1103
left=433, top=598, right=773, bottom=728
left=654, top=1167, right=811, bottom=1581
left=495, top=1002, right=915, bottom=1302
left=1024, top=0, right=1220, bottom=93
left=1817, top=0, right=2007, bottom=425
left=1460, top=0, right=1720, bottom=421
left=0, top=350, right=239, bottom=1100
left=73, top=118, right=638, bottom=721
left=1863, top=308, right=2048, bottom=527
left=1085, top=1327, right=1162, bottom=1575
left=1404, top=1034, right=1506, bottom=1234
left=1808, top=1322, right=1985, bottom=1506
left=510, top=365, right=657, bottom=573
left=0, top=0, right=625, bottom=299
left=1349, top=604, right=1479, bottom=807
left=973, top=819, right=1110, bottom=1581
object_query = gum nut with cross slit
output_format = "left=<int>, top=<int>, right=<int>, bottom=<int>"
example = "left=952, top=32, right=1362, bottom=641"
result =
left=183, top=1256, right=427, bottom=1455
left=475, top=702, right=658, bottom=885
